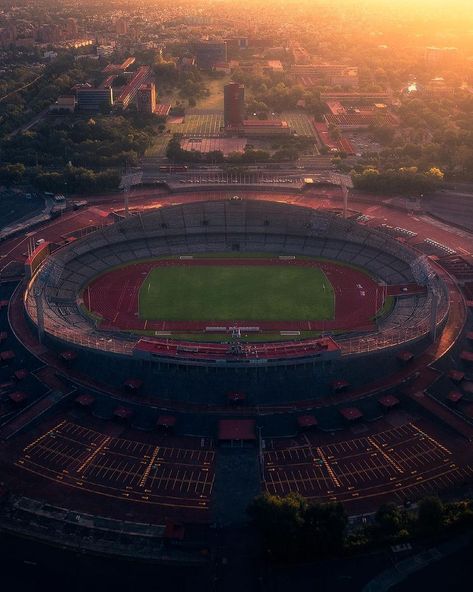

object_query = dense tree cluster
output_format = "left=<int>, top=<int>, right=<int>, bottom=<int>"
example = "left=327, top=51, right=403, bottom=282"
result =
left=166, top=134, right=313, bottom=164
left=0, top=163, right=26, bottom=186
left=34, top=166, right=120, bottom=194
left=364, top=94, right=473, bottom=181
left=351, top=166, right=444, bottom=195
left=249, top=493, right=473, bottom=563
left=0, top=53, right=102, bottom=136
left=247, top=493, right=347, bottom=561
left=0, top=111, right=157, bottom=193
left=153, top=59, right=208, bottom=107
left=231, top=69, right=325, bottom=117
left=353, top=496, right=473, bottom=548
left=2, top=113, right=155, bottom=169
left=0, top=110, right=157, bottom=192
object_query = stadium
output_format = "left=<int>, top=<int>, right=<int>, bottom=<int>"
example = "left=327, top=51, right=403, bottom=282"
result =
left=1, top=186, right=473, bottom=564
left=24, top=200, right=446, bottom=371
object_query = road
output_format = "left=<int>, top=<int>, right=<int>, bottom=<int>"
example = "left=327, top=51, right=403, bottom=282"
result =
left=3, top=187, right=473, bottom=276
left=139, top=173, right=473, bottom=239
left=425, top=189, right=473, bottom=232
left=0, top=72, right=44, bottom=104
left=140, top=168, right=334, bottom=187
left=9, top=107, right=50, bottom=137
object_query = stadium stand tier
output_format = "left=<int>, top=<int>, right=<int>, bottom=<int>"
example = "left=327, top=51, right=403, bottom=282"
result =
left=24, top=200, right=448, bottom=366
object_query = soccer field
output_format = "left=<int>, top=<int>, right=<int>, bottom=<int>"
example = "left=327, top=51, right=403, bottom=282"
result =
left=139, top=265, right=334, bottom=321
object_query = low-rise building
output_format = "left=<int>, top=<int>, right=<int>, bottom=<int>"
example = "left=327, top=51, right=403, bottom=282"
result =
left=137, top=83, right=157, bottom=114
left=226, top=119, right=291, bottom=137
left=49, top=95, right=76, bottom=113
left=76, top=86, right=113, bottom=111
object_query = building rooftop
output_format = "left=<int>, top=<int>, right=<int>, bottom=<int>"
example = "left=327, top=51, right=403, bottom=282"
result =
left=242, top=119, right=288, bottom=127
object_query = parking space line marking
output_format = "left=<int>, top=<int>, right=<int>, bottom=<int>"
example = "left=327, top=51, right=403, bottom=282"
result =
left=316, top=447, right=341, bottom=487
left=139, top=445, right=160, bottom=488
left=367, top=437, right=404, bottom=474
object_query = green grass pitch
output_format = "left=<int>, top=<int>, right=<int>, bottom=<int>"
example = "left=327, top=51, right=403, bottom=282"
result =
left=139, top=265, right=334, bottom=321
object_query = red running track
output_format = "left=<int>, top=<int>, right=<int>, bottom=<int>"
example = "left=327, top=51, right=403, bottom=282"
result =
left=83, top=258, right=386, bottom=333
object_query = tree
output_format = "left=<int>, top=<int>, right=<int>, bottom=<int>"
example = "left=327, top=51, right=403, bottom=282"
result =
left=247, top=493, right=307, bottom=560
left=352, top=166, right=437, bottom=195
left=34, top=171, right=65, bottom=193
left=454, top=146, right=473, bottom=176
left=417, top=496, right=444, bottom=535
left=301, top=502, right=348, bottom=555
left=370, top=124, right=396, bottom=145
left=247, top=495, right=348, bottom=561
left=153, top=61, right=178, bottom=84
left=425, top=167, right=444, bottom=182
left=0, top=163, right=25, bottom=185
left=375, top=503, right=404, bottom=537
left=166, top=135, right=186, bottom=161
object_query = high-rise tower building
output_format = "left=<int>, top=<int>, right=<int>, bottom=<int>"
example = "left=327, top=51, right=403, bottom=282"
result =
left=65, top=17, right=78, bottom=39
left=115, top=17, right=128, bottom=36
left=137, top=83, right=157, bottom=114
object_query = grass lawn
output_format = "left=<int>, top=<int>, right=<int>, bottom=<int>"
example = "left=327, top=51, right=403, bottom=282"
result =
left=142, top=331, right=324, bottom=342
left=145, top=133, right=171, bottom=157
left=139, top=265, right=334, bottom=321
left=196, top=75, right=231, bottom=110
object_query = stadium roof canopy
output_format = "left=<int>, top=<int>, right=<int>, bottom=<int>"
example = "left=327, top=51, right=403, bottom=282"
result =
left=164, top=520, right=185, bottom=541
left=332, top=379, right=350, bottom=391
left=339, top=407, right=363, bottom=421
left=460, top=351, right=473, bottom=363
left=13, top=369, right=29, bottom=381
left=218, top=419, right=256, bottom=441
left=157, top=415, right=177, bottom=429
left=378, top=394, right=400, bottom=409
left=124, top=378, right=143, bottom=391
left=447, top=391, right=463, bottom=404
left=8, top=391, right=27, bottom=404
left=397, top=351, right=414, bottom=363
left=59, top=350, right=78, bottom=362
left=114, top=406, right=134, bottom=420
left=448, top=369, right=465, bottom=383
left=297, top=415, right=318, bottom=429
left=75, top=393, right=95, bottom=407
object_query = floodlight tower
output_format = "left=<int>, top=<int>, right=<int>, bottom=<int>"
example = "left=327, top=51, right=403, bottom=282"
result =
left=30, top=258, right=64, bottom=345
left=429, top=286, right=440, bottom=342
left=330, top=173, right=354, bottom=220
left=33, top=286, right=45, bottom=344
left=119, top=166, right=143, bottom=217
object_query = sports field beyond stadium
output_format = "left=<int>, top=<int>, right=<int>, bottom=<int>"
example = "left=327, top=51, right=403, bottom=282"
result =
left=139, top=265, right=334, bottom=321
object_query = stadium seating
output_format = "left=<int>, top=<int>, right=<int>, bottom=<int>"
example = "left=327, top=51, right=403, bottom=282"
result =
left=25, top=200, right=446, bottom=358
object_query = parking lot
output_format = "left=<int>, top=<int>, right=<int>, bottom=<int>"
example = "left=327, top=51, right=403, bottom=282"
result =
left=263, top=422, right=473, bottom=506
left=16, top=420, right=215, bottom=512
left=175, top=173, right=308, bottom=185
